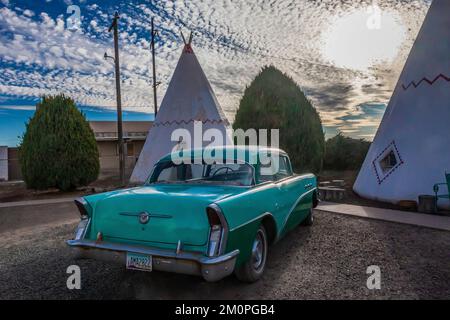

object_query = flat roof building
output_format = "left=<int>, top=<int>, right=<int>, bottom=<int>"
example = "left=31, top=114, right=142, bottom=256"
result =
left=88, top=121, right=153, bottom=178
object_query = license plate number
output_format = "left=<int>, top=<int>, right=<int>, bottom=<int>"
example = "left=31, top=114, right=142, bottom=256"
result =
left=126, top=252, right=152, bottom=272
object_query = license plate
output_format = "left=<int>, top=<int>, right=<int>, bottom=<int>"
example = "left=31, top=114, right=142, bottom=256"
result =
left=126, top=252, right=152, bottom=272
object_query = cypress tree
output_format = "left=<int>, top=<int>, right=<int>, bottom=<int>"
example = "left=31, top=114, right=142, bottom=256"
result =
left=233, top=66, right=325, bottom=173
left=19, top=94, right=99, bottom=191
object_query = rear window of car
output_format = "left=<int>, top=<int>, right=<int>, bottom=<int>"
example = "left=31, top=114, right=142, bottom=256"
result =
left=148, top=161, right=255, bottom=186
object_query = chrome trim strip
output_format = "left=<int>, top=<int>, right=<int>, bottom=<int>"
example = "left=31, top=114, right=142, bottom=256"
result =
left=66, top=239, right=239, bottom=265
left=82, top=218, right=91, bottom=240
left=176, top=240, right=182, bottom=255
left=274, top=174, right=315, bottom=185
left=119, top=212, right=173, bottom=219
left=74, top=218, right=91, bottom=241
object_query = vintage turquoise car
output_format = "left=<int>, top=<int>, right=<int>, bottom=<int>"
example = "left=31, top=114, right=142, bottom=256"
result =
left=67, top=146, right=318, bottom=282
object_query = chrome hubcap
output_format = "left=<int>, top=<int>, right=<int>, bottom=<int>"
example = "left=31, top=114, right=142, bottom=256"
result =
left=252, top=230, right=265, bottom=270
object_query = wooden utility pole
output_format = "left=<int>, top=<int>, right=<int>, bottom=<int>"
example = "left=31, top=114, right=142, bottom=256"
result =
left=151, top=17, right=158, bottom=116
left=108, top=12, right=125, bottom=186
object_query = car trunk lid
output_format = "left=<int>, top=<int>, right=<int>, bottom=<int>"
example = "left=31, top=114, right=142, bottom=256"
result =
left=92, top=184, right=245, bottom=247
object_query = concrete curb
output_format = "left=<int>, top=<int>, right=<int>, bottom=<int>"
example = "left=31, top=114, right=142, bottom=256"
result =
left=315, top=201, right=450, bottom=232
left=0, top=197, right=75, bottom=209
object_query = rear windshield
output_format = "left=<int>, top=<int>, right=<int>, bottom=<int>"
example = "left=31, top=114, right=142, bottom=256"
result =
left=148, top=162, right=255, bottom=186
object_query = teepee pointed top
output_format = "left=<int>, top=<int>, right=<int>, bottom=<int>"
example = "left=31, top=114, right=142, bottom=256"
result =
left=129, top=35, right=231, bottom=183
left=181, top=31, right=194, bottom=54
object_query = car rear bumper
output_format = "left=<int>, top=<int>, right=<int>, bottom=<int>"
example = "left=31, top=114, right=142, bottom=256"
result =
left=66, top=239, right=239, bottom=282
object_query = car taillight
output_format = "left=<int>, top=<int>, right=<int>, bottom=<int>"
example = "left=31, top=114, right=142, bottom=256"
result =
left=74, top=198, right=89, bottom=220
left=206, top=205, right=228, bottom=257
left=207, top=207, right=221, bottom=225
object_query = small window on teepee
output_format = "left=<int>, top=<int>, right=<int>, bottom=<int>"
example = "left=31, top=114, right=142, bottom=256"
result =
left=372, top=141, right=404, bottom=184
left=379, top=150, right=398, bottom=174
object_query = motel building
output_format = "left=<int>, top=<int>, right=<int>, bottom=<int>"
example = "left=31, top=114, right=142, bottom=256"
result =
left=0, top=120, right=153, bottom=182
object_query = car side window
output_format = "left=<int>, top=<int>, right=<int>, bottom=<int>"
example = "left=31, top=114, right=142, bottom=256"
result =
left=259, top=155, right=293, bottom=183
left=278, top=156, right=293, bottom=178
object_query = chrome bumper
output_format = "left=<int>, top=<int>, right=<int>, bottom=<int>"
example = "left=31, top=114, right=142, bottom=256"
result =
left=66, top=239, right=239, bottom=282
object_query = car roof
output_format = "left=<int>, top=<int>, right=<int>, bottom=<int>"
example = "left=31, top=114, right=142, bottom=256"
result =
left=157, top=145, right=288, bottom=164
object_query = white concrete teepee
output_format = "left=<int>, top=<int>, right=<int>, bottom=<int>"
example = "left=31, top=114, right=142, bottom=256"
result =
left=130, top=36, right=231, bottom=183
left=354, top=0, right=450, bottom=209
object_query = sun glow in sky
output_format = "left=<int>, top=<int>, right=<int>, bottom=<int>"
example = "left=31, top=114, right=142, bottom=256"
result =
left=322, top=8, right=407, bottom=71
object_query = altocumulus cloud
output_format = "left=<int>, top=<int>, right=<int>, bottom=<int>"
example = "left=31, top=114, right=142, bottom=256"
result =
left=0, top=0, right=430, bottom=139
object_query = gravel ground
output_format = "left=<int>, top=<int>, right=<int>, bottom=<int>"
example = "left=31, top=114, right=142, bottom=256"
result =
left=0, top=211, right=449, bottom=300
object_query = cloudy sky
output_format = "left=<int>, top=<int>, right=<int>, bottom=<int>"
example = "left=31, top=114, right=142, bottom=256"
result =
left=0, top=0, right=431, bottom=143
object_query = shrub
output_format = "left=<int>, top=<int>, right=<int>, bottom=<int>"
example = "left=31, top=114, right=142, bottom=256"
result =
left=233, top=66, right=325, bottom=173
left=19, top=94, right=99, bottom=191
left=323, top=133, right=371, bottom=171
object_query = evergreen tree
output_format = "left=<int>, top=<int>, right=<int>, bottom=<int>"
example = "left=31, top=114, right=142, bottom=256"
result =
left=233, top=66, right=325, bottom=173
left=19, top=94, right=99, bottom=191
left=323, top=133, right=371, bottom=171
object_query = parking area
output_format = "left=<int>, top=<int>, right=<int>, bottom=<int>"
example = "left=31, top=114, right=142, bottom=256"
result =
left=0, top=203, right=449, bottom=300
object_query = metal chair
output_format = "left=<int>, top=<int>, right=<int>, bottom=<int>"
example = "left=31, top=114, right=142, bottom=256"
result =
left=433, top=172, right=450, bottom=204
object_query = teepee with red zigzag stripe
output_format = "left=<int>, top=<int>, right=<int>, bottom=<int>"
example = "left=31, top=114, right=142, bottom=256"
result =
left=130, top=35, right=231, bottom=183
left=354, top=0, right=450, bottom=209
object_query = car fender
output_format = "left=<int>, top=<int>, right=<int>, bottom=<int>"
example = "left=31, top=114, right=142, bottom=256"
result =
left=222, top=211, right=276, bottom=268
